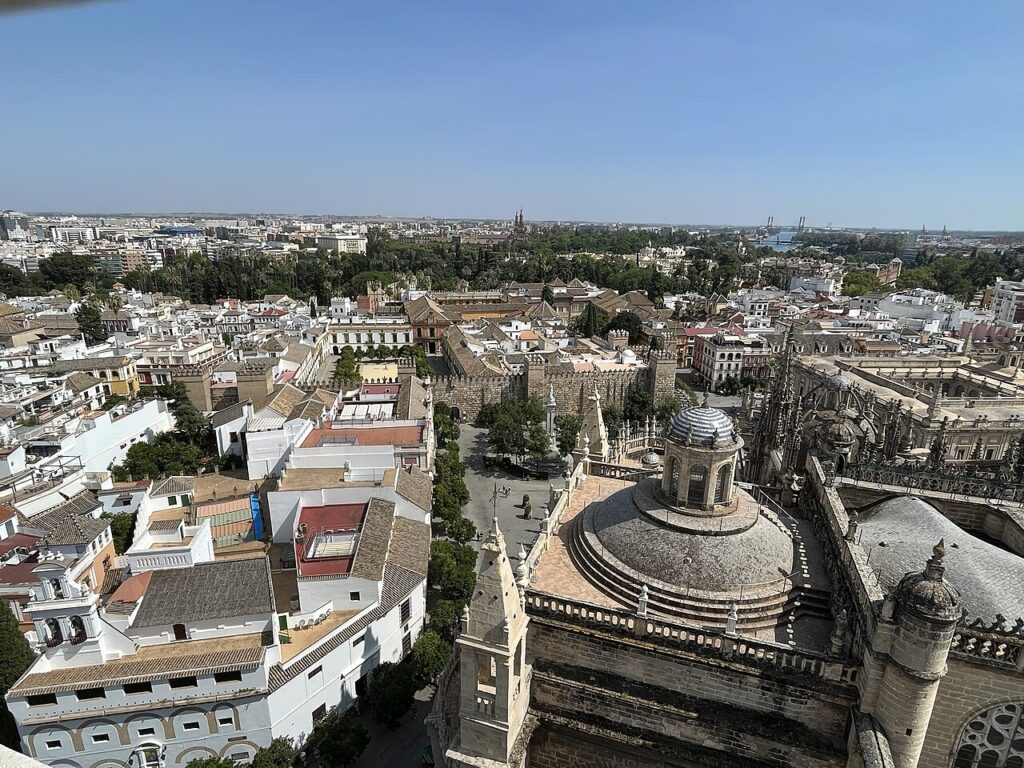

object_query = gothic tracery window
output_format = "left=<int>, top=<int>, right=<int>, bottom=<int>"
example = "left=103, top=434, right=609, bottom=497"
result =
left=953, top=702, right=1024, bottom=768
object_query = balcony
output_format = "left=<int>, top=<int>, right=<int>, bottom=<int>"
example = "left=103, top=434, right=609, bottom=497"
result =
left=69, top=631, right=87, bottom=646
left=44, top=634, right=63, bottom=648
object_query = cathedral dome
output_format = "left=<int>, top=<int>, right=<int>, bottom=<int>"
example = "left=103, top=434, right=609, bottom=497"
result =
left=827, top=372, right=854, bottom=391
left=668, top=406, right=734, bottom=446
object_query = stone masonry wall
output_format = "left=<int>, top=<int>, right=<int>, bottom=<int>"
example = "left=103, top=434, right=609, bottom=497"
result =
left=435, top=355, right=676, bottom=424
left=528, top=668, right=845, bottom=768
left=917, top=656, right=1024, bottom=768
left=527, top=620, right=853, bottom=753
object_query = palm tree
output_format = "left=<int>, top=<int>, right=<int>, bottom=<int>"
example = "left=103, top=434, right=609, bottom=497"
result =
left=106, top=294, right=123, bottom=314
left=63, top=284, right=80, bottom=300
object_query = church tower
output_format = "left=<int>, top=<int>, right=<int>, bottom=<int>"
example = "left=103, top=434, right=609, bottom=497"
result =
left=863, top=541, right=961, bottom=768
left=448, top=516, right=531, bottom=768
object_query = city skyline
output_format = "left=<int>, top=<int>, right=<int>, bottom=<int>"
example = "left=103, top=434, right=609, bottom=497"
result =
left=2, top=1, right=1024, bottom=228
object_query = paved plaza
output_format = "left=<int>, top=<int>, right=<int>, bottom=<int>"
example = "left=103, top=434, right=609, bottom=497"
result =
left=457, top=424, right=566, bottom=559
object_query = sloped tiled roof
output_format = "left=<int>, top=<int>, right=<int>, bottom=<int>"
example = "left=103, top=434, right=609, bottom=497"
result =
left=133, top=558, right=274, bottom=628
left=64, top=372, right=103, bottom=394
left=349, top=498, right=396, bottom=581
left=150, top=476, right=196, bottom=498
left=386, top=516, right=429, bottom=578
left=263, top=384, right=306, bottom=418
left=395, top=466, right=432, bottom=513
left=28, top=491, right=101, bottom=536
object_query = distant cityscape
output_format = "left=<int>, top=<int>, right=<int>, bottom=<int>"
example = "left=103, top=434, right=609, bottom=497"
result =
left=1, top=204, right=1024, bottom=768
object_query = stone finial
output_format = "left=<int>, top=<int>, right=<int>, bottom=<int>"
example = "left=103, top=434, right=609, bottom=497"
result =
left=725, top=603, right=738, bottom=635
left=925, top=539, right=946, bottom=581
left=845, top=511, right=859, bottom=542
left=637, top=584, right=649, bottom=617
left=702, top=391, right=710, bottom=408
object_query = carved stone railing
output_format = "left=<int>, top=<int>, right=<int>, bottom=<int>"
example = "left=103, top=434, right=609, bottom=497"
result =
left=951, top=627, right=1024, bottom=670
left=526, top=591, right=858, bottom=686
left=842, top=463, right=1024, bottom=504
left=587, top=461, right=660, bottom=483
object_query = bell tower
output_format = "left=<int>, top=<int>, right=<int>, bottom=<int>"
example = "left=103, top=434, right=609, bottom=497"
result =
left=448, top=516, right=531, bottom=768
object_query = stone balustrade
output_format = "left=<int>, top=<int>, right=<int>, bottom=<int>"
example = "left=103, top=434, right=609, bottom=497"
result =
left=525, top=591, right=858, bottom=685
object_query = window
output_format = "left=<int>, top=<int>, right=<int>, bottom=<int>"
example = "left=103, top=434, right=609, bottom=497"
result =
left=230, top=431, right=239, bottom=443
left=686, top=465, right=708, bottom=507
left=92, top=734, right=111, bottom=744
left=173, top=623, right=189, bottom=641
left=45, top=740, right=61, bottom=750
left=183, top=721, right=201, bottom=731
left=312, top=704, right=327, bottom=723
left=231, top=753, right=249, bottom=761
left=349, top=591, right=360, bottom=601
left=218, top=715, right=234, bottom=727
left=169, top=676, right=198, bottom=689
left=400, top=598, right=411, bottom=624
left=402, top=633, right=411, bottom=656
left=953, top=702, right=1024, bottom=768
left=715, top=464, right=732, bottom=504
left=167, top=495, right=177, bottom=505
left=137, top=727, right=156, bottom=737
left=124, top=682, right=152, bottom=695
left=215, top=670, right=242, bottom=684
left=26, top=693, right=57, bottom=707
left=353, top=634, right=365, bottom=647
left=76, top=687, right=106, bottom=701
left=308, top=666, right=323, bottom=680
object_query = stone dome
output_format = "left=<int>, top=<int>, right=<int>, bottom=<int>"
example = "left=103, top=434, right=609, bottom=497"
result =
left=640, top=450, right=661, bottom=467
left=825, top=418, right=858, bottom=446
left=668, top=406, right=734, bottom=446
left=590, top=495, right=794, bottom=594
left=827, top=372, right=854, bottom=391
left=895, top=541, right=961, bottom=621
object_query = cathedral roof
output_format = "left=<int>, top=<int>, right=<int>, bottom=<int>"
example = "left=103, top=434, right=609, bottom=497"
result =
left=857, top=496, right=1024, bottom=623
left=587, top=485, right=793, bottom=595
left=668, top=406, right=735, bottom=446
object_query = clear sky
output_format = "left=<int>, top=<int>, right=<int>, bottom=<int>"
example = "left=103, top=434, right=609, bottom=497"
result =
left=1, top=1, right=1022, bottom=229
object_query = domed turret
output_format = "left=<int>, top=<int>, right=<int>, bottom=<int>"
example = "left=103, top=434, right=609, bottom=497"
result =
left=668, top=406, right=736, bottom=447
left=895, top=540, right=961, bottom=621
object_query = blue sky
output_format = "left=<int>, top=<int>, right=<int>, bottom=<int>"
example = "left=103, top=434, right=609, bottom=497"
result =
left=1, top=0, right=1022, bottom=229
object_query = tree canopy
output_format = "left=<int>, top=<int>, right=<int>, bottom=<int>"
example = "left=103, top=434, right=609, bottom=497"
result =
left=0, top=602, right=34, bottom=748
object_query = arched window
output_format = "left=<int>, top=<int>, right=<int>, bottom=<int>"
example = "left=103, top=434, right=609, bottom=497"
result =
left=686, top=465, right=707, bottom=507
left=173, top=624, right=189, bottom=641
left=715, top=464, right=732, bottom=504
left=44, top=618, right=63, bottom=647
left=50, top=578, right=65, bottom=599
left=953, top=702, right=1024, bottom=768
left=69, top=615, right=86, bottom=645
left=668, top=457, right=680, bottom=498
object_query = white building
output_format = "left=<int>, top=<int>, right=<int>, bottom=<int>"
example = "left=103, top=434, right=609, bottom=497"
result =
left=315, top=234, right=367, bottom=254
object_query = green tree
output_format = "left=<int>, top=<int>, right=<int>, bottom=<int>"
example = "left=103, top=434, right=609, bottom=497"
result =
left=429, top=599, right=463, bottom=642
left=172, top=402, right=211, bottom=447
left=368, top=661, right=418, bottom=727
left=302, top=709, right=369, bottom=768
left=0, top=602, right=34, bottom=748
left=841, top=270, right=882, bottom=297
left=38, top=252, right=95, bottom=291
left=74, top=300, right=106, bottom=346
left=602, top=403, right=623, bottom=439
left=309, top=299, right=318, bottom=319
left=251, top=736, right=296, bottom=768
left=526, top=420, right=551, bottom=464
left=412, top=629, right=452, bottom=685
left=569, top=303, right=606, bottom=337
left=429, top=540, right=477, bottom=603
left=110, top=435, right=205, bottom=481
left=184, top=757, right=238, bottom=768
left=334, top=347, right=360, bottom=382
left=101, top=394, right=127, bottom=411
left=102, top=513, right=136, bottom=554
left=106, top=293, right=123, bottom=314
left=605, top=310, right=645, bottom=345
left=541, top=285, right=555, bottom=305
left=654, top=396, right=684, bottom=425
left=554, top=414, right=582, bottom=456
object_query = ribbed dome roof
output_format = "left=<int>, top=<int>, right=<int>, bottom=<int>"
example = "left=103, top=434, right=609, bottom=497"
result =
left=668, top=406, right=734, bottom=446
